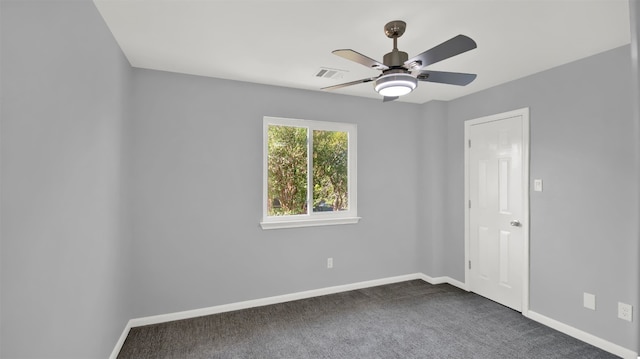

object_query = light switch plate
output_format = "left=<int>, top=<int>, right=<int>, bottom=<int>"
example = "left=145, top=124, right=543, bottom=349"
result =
left=534, top=179, right=543, bottom=192
left=584, top=292, right=596, bottom=310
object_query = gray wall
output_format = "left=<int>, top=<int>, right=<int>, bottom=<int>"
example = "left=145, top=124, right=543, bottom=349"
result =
left=127, top=69, right=423, bottom=317
left=1, top=1, right=133, bottom=358
left=439, top=45, right=639, bottom=350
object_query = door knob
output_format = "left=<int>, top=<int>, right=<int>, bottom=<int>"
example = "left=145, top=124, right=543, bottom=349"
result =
left=510, top=220, right=521, bottom=227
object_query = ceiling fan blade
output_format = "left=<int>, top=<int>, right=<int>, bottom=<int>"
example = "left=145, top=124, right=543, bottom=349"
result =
left=405, top=35, right=477, bottom=70
left=332, top=49, right=388, bottom=70
left=416, top=70, right=477, bottom=86
left=321, top=77, right=378, bottom=91
left=383, top=96, right=399, bottom=102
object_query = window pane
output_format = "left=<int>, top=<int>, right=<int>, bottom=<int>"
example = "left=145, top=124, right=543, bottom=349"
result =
left=313, top=130, right=348, bottom=213
left=267, top=125, right=308, bottom=216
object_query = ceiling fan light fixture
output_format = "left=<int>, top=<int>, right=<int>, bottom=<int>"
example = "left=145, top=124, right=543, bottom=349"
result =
left=374, top=73, right=417, bottom=97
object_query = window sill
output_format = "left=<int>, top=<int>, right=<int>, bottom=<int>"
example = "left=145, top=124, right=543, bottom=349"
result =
left=260, top=216, right=361, bottom=230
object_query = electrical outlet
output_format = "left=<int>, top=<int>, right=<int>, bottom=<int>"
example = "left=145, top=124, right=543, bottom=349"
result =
left=583, top=293, right=596, bottom=310
left=327, top=257, right=333, bottom=269
left=618, top=302, right=633, bottom=322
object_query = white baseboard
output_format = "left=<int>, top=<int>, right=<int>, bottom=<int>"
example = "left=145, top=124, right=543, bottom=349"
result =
left=109, top=323, right=131, bottom=359
left=129, top=273, right=423, bottom=328
left=526, top=310, right=638, bottom=359
left=418, top=273, right=468, bottom=291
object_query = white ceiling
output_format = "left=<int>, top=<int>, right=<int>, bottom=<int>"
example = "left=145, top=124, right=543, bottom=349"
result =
left=93, top=0, right=631, bottom=104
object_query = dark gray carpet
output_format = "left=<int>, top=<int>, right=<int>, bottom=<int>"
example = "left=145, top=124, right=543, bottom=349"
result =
left=117, top=280, right=619, bottom=358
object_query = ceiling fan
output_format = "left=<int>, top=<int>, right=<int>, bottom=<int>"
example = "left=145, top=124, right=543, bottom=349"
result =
left=322, top=20, right=477, bottom=102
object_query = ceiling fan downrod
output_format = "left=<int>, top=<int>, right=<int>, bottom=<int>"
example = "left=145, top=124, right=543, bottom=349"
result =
left=383, top=20, right=409, bottom=68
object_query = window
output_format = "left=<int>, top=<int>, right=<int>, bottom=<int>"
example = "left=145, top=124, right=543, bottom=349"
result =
left=261, top=116, right=359, bottom=229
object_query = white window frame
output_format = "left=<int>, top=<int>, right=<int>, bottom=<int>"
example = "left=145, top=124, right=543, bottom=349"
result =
left=261, top=116, right=360, bottom=230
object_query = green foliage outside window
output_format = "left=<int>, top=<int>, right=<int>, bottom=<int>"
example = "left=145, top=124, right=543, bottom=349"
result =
left=267, top=125, right=307, bottom=215
left=267, top=125, right=349, bottom=216
left=313, top=130, right=348, bottom=212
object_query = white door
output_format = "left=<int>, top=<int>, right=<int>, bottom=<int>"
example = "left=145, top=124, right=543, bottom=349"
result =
left=466, top=109, right=529, bottom=312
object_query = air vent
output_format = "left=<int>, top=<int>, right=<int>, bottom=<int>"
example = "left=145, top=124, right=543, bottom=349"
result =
left=315, top=67, right=347, bottom=80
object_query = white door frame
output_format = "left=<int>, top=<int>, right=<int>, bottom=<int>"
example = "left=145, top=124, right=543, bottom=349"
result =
left=464, top=107, right=530, bottom=315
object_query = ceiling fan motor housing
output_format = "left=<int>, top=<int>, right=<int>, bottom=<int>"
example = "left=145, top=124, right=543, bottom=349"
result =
left=383, top=50, right=409, bottom=68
